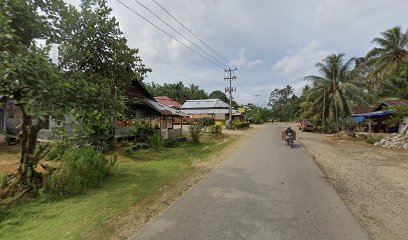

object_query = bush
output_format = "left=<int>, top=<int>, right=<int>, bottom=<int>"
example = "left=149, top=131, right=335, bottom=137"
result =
left=122, top=146, right=135, bottom=158
left=47, top=141, right=74, bottom=160
left=148, top=133, right=164, bottom=150
left=189, top=124, right=204, bottom=143
left=225, top=124, right=236, bottom=130
left=131, top=121, right=154, bottom=142
left=366, top=134, right=384, bottom=144
left=253, top=117, right=264, bottom=124
left=199, top=117, right=215, bottom=128
left=164, top=139, right=178, bottom=148
left=48, top=146, right=117, bottom=195
left=208, top=125, right=222, bottom=135
left=233, top=121, right=250, bottom=129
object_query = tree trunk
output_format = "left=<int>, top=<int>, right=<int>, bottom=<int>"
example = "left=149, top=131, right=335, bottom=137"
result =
left=17, top=109, right=43, bottom=195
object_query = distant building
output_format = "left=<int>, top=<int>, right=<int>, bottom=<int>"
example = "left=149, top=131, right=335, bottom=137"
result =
left=181, top=99, right=230, bottom=121
left=0, top=81, right=186, bottom=143
left=351, top=99, right=408, bottom=133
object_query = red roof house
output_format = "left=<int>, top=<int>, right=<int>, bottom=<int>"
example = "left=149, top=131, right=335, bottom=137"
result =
left=154, top=96, right=182, bottom=109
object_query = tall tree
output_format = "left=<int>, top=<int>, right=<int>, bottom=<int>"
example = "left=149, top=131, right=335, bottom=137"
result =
left=0, top=0, right=75, bottom=193
left=58, top=0, right=150, bottom=147
left=366, top=26, right=408, bottom=80
left=305, top=54, right=365, bottom=131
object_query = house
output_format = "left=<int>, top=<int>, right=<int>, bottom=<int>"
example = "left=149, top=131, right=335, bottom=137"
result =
left=1, top=81, right=186, bottom=143
left=123, top=81, right=187, bottom=139
left=351, top=99, right=408, bottom=133
left=181, top=99, right=230, bottom=123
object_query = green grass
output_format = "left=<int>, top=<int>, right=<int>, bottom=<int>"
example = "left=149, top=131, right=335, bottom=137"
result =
left=0, top=135, right=234, bottom=240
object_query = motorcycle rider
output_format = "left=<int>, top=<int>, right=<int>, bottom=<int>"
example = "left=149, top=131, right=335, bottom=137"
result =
left=285, top=126, right=294, bottom=141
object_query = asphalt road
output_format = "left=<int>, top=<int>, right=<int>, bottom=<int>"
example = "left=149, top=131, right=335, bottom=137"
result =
left=130, top=123, right=369, bottom=240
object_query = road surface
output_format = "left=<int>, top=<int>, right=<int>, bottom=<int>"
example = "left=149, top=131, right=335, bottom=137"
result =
left=130, top=123, right=369, bottom=240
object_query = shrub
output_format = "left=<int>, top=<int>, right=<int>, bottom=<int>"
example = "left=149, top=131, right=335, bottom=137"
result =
left=164, top=139, right=178, bottom=148
left=131, top=121, right=154, bottom=142
left=366, top=134, right=384, bottom=144
left=122, top=146, right=135, bottom=158
left=148, top=133, right=164, bottom=150
left=47, top=141, right=74, bottom=160
left=208, top=125, right=222, bottom=135
left=199, top=117, right=215, bottom=128
left=48, top=146, right=117, bottom=195
left=135, top=143, right=150, bottom=149
left=233, top=121, right=250, bottom=129
left=189, top=124, right=204, bottom=143
left=225, top=124, right=236, bottom=130
left=253, top=117, right=264, bottom=124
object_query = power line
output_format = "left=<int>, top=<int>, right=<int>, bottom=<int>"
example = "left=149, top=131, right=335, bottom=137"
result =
left=151, top=0, right=231, bottom=65
left=116, top=0, right=259, bottom=100
left=133, top=0, right=228, bottom=68
left=115, top=0, right=225, bottom=69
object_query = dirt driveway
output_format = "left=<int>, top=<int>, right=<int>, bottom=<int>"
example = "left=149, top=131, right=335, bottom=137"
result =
left=0, top=136, right=20, bottom=174
left=299, top=132, right=408, bottom=240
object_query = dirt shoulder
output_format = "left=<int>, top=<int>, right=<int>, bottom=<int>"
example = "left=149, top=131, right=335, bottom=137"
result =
left=86, top=124, right=267, bottom=240
left=299, top=131, right=408, bottom=240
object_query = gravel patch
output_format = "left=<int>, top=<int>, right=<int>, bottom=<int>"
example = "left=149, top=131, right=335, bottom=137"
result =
left=300, top=132, right=408, bottom=240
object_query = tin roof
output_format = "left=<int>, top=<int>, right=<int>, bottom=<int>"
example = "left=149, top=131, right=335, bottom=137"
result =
left=142, top=98, right=188, bottom=117
left=373, top=99, right=408, bottom=111
left=154, top=96, right=182, bottom=109
left=182, top=109, right=230, bottom=115
left=181, top=99, right=229, bottom=109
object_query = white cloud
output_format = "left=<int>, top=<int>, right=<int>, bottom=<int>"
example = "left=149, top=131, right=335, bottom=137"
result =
left=272, top=41, right=329, bottom=80
left=229, top=48, right=263, bottom=69
left=60, top=0, right=408, bottom=105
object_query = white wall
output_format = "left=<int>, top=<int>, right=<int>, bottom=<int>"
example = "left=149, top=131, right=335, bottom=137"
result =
left=399, top=117, right=408, bottom=134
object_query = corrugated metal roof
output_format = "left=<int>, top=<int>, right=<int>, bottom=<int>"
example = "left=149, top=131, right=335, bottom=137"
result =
left=351, top=111, right=391, bottom=117
left=154, top=96, right=182, bottom=109
left=143, top=98, right=188, bottom=117
left=182, top=109, right=229, bottom=115
left=181, top=99, right=229, bottom=109
left=373, top=99, right=408, bottom=111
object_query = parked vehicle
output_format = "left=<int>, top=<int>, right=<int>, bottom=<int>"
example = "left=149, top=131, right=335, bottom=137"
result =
left=298, top=119, right=314, bottom=132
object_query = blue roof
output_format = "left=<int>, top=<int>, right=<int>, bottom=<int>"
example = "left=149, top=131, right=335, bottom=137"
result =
left=350, top=111, right=391, bottom=117
left=350, top=111, right=392, bottom=123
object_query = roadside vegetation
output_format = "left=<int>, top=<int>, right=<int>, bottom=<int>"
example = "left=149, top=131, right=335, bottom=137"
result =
left=0, top=132, right=235, bottom=240
left=267, top=26, right=408, bottom=134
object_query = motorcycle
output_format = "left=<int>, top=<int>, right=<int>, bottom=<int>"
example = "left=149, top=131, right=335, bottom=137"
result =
left=286, top=132, right=294, bottom=148
left=281, top=130, right=296, bottom=148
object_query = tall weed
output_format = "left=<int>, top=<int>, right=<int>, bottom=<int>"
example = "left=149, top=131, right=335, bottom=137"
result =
left=48, top=146, right=117, bottom=195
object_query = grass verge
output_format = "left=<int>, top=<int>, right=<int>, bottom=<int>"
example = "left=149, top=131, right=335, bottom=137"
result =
left=0, top=134, right=235, bottom=240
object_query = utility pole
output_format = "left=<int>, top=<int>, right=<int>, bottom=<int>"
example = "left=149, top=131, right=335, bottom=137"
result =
left=225, top=67, right=237, bottom=125
left=254, top=94, right=260, bottom=115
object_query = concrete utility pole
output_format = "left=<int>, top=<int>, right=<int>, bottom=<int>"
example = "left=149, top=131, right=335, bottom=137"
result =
left=225, top=68, right=237, bottom=125
left=254, top=94, right=260, bottom=115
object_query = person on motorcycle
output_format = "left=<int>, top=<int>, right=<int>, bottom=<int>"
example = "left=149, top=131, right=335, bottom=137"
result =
left=285, top=126, right=294, bottom=137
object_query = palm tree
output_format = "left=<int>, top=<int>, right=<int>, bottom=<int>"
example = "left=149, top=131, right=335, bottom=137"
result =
left=282, top=85, right=294, bottom=101
left=305, top=54, right=366, bottom=132
left=378, top=75, right=408, bottom=99
left=366, top=26, right=408, bottom=79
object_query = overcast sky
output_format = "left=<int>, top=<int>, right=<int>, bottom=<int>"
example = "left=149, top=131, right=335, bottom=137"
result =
left=65, top=0, right=408, bottom=106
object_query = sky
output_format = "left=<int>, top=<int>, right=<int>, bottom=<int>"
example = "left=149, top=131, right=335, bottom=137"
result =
left=64, top=0, right=408, bottom=106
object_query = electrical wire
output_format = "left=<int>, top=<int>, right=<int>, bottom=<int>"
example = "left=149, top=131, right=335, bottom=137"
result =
left=151, top=0, right=231, bottom=65
left=133, top=0, right=228, bottom=68
left=115, top=0, right=226, bottom=69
